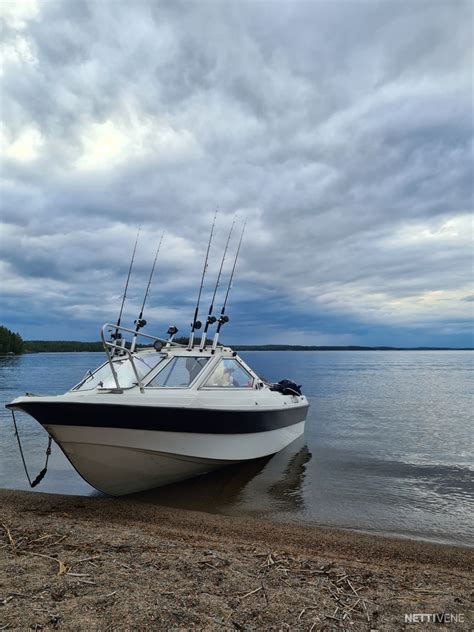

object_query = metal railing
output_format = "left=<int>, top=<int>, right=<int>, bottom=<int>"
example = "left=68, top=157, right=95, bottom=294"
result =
left=100, top=323, right=183, bottom=392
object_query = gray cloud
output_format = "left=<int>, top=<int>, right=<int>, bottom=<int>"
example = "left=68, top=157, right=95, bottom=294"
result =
left=0, top=0, right=472, bottom=345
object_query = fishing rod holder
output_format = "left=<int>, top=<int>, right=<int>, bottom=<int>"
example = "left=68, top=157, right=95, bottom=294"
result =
left=165, top=325, right=179, bottom=349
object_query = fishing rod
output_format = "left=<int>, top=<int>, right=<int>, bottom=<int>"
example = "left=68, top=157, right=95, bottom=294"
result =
left=111, top=225, right=141, bottom=351
left=130, top=231, right=165, bottom=353
left=211, top=219, right=246, bottom=352
left=188, top=208, right=218, bottom=350
left=199, top=218, right=235, bottom=352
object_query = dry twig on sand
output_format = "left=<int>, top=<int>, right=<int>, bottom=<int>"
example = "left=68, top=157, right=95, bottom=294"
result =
left=1, top=523, right=17, bottom=555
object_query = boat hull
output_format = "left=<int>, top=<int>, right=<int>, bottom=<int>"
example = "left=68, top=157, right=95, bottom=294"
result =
left=45, top=422, right=306, bottom=495
left=8, top=397, right=308, bottom=495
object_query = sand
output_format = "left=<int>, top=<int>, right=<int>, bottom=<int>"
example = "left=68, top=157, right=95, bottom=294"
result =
left=0, top=488, right=472, bottom=631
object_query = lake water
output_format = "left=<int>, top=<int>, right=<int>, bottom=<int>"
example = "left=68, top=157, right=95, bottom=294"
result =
left=0, top=351, right=472, bottom=546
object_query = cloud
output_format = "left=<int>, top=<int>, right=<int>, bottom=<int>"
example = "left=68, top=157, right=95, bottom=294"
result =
left=0, top=0, right=472, bottom=346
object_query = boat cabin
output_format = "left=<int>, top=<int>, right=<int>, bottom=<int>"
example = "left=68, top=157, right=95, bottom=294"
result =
left=73, top=323, right=261, bottom=393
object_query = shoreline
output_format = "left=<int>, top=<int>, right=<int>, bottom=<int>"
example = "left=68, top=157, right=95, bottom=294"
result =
left=1, top=489, right=472, bottom=630
left=3, top=483, right=471, bottom=550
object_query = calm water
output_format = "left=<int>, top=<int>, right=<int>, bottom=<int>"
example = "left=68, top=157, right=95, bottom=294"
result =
left=0, top=351, right=472, bottom=546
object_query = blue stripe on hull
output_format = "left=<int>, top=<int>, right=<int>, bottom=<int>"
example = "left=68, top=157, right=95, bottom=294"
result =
left=10, top=401, right=308, bottom=434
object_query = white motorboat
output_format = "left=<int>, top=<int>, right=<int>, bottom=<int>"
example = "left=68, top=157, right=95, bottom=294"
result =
left=6, top=220, right=309, bottom=495
left=7, top=324, right=308, bottom=495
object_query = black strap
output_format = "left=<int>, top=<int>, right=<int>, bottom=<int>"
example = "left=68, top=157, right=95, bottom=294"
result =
left=11, top=409, right=52, bottom=488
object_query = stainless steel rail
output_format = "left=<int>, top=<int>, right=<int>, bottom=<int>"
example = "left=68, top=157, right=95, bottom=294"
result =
left=100, top=323, right=183, bottom=392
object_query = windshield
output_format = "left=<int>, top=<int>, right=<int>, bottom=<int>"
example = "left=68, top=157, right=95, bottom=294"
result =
left=146, top=356, right=209, bottom=388
left=74, top=353, right=166, bottom=390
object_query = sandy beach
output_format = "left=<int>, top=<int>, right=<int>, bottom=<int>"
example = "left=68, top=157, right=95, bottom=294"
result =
left=0, top=488, right=472, bottom=631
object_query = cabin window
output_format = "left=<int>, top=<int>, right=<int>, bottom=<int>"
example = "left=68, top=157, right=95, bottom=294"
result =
left=146, top=356, right=209, bottom=388
left=203, top=359, right=254, bottom=388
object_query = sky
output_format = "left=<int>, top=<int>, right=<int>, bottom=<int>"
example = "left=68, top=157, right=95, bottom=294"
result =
left=0, top=0, right=473, bottom=347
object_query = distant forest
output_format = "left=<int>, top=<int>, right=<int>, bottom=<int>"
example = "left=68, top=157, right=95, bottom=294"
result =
left=20, top=339, right=473, bottom=352
left=25, top=340, right=104, bottom=353
left=0, top=326, right=24, bottom=354
left=1, top=326, right=471, bottom=353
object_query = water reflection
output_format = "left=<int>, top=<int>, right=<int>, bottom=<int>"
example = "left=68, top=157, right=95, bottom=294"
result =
left=132, top=437, right=312, bottom=516
left=268, top=443, right=312, bottom=510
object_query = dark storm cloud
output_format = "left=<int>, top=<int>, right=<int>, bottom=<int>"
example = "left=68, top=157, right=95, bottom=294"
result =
left=0, top=0, right=472, bottom=345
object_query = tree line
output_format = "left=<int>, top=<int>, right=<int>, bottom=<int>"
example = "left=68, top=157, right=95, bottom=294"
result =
left=0, top=326, right=24, bottom=354
left=1, top=326, right=470, bottom=353
left=24, top=340, right=104, bottom=353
